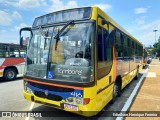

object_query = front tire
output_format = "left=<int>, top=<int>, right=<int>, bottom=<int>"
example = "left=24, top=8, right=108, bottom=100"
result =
left=4, top=68, right=17, bottom=80
left=113, top=83, right=121, bottom=97
left=111, top=83, right=121, bottom=103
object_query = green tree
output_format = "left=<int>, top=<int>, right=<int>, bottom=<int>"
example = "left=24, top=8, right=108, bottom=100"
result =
left=153, top=36, right=160, bottom=57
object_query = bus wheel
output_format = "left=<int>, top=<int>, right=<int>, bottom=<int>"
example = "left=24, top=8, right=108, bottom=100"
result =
left=4, top=68, right=17, bottom=80
left=134, top=69, right=139, bottom=80
left=110, top=87, right=116, bottom=104
left=113, top=83, right=121, bottom=97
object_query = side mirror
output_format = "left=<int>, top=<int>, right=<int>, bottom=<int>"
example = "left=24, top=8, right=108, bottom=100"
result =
left=20, top=37, right=23, bottom=46
left=107, top=30, right=116, bottom=46
left=110, top=30, right=116, bottom=46
left=19, top=27, right=32, bottom=47
left=102, top=19, right=109, bottom=25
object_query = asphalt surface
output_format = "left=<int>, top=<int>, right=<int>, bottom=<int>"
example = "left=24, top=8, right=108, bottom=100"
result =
left=0, top=67, right=147, bottom=120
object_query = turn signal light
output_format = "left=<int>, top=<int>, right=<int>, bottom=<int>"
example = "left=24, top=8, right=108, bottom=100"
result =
left=83, top=98, right=90, bottom=105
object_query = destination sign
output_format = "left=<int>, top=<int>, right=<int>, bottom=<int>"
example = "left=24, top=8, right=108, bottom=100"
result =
left=32, top=7, right=92, bottom=27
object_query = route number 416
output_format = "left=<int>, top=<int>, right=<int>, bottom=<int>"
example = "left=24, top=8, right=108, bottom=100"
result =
left=71, top=92, right=83, bottom=98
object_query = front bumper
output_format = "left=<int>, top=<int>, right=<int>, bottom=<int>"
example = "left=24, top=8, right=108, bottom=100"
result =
left=23, top=91, right=97, bottom=117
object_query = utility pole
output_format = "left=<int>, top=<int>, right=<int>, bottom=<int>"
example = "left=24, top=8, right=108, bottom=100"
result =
left=153, top=29, right=158, bottom=44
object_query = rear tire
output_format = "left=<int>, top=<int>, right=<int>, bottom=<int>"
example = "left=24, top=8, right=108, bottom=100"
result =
left=134, top=68, right=139, bottom=80
left=4, top=68, right=17, bottom=80
left=147, top=60, right=151, bottom=64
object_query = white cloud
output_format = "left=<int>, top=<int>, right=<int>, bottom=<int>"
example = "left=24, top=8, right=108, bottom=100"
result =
left=94, top=3, right=112, bottom=11
left=130, top=19, right=160, bottom=46
left=138, top=31, right=160, bottom=47
left=48, top=0, right=78, bottom=12
left=134, top=7, right=148, bottom=14
left=14, top=23, right=28, bottom=31
left=12, top=11, right=22, bottom=20
left=0, top=11, right=12, bottom=26
left=17, top=0, right=47, bottom=8
left=133, top=15, right=160, bottom=31
left=1, top=0, right=47, bottom=8
left=66, top=1, right=78, bottom=9
left=48, top=0, right=111, bottom=13
left=139, top=20, right=160, bottom=30
left=135, top=16, right=146, bottom=25
left=0, top=10, right=22, bottom=26
left=0, top=30, right=7, bottom=33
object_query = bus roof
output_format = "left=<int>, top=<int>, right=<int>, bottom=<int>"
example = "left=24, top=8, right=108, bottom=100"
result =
left=32, top=6, right=92, bottom=27
left=32, top=6, right=143, bottom=46
left=95, top=6, right=143, bottom=46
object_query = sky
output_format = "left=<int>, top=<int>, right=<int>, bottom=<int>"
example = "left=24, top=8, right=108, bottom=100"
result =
left=0, top=0, right=160, bottom=47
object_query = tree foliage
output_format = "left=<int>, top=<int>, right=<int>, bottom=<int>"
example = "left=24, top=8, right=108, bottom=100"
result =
left=152, top=36, right=160, bottom=57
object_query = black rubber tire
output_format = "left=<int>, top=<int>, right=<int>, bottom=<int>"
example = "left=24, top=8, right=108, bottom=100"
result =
left=110, top=88, right=116, bottom=104
left=113, top=83, right=121, bottom=97
left=134, top=69, right=139, bottom=80
left=4, top=68, right=17, bottom=80
left=147, top=60, right=151, bottom=64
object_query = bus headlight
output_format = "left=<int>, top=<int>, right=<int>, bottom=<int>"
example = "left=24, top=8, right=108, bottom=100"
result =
left=66, top=97, right=83, bottom=105
left=24, top=82, right=33, bottom=94
left=75, top=97, right=83, bottom=104
left=25, top=87, right=33, bottom=94
left=66, top=97, right=74, bottom=102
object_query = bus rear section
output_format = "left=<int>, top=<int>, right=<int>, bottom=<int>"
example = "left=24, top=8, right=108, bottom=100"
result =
left=0, top=43, right=26, bottom=80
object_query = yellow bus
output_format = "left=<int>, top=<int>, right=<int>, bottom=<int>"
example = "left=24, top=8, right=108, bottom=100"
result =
left=20, top=6, right=143, bottom=116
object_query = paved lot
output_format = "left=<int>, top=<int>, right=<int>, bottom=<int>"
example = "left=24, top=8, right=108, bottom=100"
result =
left=0, top=78, right=31, bottom=120
left=126, top=59, right=160, bottom=120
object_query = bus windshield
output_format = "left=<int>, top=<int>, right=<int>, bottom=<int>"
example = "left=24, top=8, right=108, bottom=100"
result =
left=26, top=22, right=95, bottom=83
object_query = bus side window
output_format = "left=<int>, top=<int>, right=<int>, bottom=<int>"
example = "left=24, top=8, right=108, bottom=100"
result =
left=10, top=53, right=16, bottom=57
left=116, top=32, right=123, bottom=58
left=0, top=46, right=4, bottom=57
left=0, top=46, right=9, bottom=57
left=97, top=25, right=113, bottom=79
left=98, top=26, right=103, bottom=61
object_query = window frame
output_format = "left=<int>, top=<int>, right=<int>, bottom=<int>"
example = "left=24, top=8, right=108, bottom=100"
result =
left=97, top=23, right=113, bottom=79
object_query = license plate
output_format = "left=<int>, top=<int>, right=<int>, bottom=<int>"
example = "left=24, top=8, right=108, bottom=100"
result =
left=64, top=103, right=78, bottom=111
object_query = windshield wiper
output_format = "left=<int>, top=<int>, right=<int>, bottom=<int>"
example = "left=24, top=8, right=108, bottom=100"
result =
left=54, top=20, right=74, bottom=50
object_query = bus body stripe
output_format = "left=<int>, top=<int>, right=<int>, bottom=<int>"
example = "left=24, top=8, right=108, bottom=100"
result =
left=0, top=72, right=3, bottom=75
left=24, top=78, right=83, bottom=90
left=113, top=46, right=116, bottom=81
left=0, top=58, right=25, bottom=70
left=97, top=82, right=114, bottom=94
